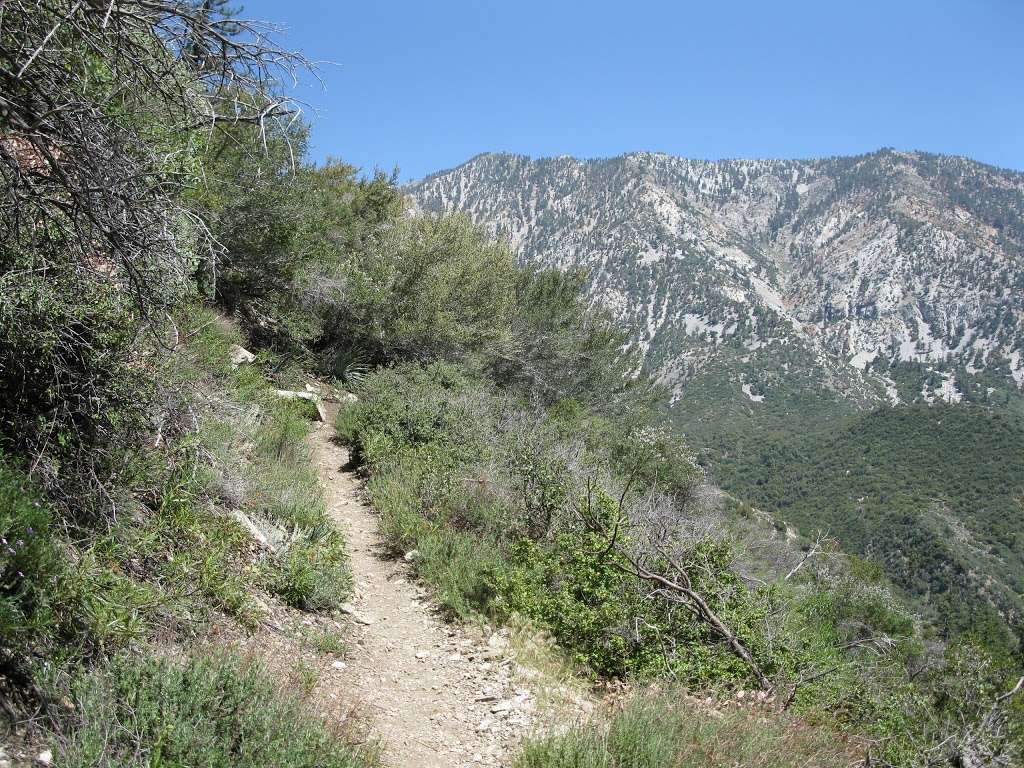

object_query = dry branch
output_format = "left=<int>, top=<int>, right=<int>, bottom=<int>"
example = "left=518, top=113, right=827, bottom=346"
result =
left=578, top=477, right=774, bottom=691
left=0, top=0, right=313, bottom=316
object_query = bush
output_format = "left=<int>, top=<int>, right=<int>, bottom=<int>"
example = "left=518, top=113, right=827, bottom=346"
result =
left=45, top=651, right=379, bottom=768
left=492, top=526, right=779, bottom=684
left=339, top=361, right=493, bottom=470
left=363, top=458, right=435, bottom=554
left=267, top=526, right=351, bottom=612
left=493, top=532, right=651, bottom=678
left=517, top=687, right=857, bottom=768
left=310, top=214, right=640, bottom=412
left=320, top=214, right=519, bottom=365
left=409, top=529, right=503, bottom=619
left=0, top=460, right=61, bottom=652
left=148, top=461, right=263, bottom=628
left=492, top=268, right=637, bottom=410
left=0, top=270, right=147, bottom=491
left=257, top=400, right=317, bottom=466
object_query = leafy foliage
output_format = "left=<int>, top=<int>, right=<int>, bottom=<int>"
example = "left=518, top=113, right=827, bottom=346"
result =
left=516, top=686, right=857, bottom=768
left=0, top=263, right=149, bottom=500
left=0, top=462, right=60, bottom=650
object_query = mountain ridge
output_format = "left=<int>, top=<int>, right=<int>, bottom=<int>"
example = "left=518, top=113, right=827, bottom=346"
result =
left=416, top=147, right=1024, bottom=183
left=408, top=148, right=1024, bottom=409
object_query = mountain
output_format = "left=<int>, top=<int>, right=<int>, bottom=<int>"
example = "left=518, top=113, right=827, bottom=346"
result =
left=407, top=149, right=1024, bottom=639
left=409, top=150, right=1024, bottom=407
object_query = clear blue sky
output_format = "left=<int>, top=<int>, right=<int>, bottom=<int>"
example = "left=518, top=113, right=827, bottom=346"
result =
left=242, top=0, right=1023, bottom=181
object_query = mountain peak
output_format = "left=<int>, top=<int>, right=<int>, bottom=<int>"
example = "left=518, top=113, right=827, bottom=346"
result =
left=408, top=149, right=1024, bottom=408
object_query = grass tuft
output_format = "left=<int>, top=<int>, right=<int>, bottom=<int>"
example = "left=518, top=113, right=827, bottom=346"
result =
left=45, top=650, right=379, bottom=768
left=517, top=687, right=859, bottom=768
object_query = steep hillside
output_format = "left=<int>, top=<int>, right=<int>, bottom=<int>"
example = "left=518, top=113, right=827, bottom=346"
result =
left=715, top=403, right=1024, bottom=638
left=407, top=149, right=1024, bottom=638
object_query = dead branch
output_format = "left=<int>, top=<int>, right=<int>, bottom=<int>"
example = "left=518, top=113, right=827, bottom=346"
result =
left=0, top=0, right=313, bottom=319
left=784, top=530, right=832, bottom=581
left=577, top=476, right=774, bottom=691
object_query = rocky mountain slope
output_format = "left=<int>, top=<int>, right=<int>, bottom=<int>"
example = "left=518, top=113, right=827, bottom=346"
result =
left=408, top=150, right=1024, bottom=412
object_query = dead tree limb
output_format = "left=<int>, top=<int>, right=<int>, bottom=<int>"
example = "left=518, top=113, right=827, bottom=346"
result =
left=577, top=478, right=774, bottom=692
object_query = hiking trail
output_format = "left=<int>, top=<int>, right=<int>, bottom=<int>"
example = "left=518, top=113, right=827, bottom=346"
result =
left=308, top=421, right=545, bottom=768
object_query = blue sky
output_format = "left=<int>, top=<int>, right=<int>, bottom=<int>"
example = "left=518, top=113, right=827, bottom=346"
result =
left=242, top=0, right=1023, bottom=181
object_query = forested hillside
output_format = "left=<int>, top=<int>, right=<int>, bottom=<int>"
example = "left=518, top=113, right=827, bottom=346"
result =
left=1, top=3, right=1022, bottom=768
left=703, top=405, right=1024, bottom=639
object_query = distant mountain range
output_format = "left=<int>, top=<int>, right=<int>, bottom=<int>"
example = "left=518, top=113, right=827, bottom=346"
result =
left=408, top=149, right=1024, bottom=641
left=409, top=149, right=1024, bottom=409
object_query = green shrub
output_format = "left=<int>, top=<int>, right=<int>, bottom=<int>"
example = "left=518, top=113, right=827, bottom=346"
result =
left=258, top=400, right=317, bottom=465
left=493, top=533, right=777, bottom=683
left=411, top=529, right=503, bottom=619
left=517, top=688, right=857, bottom=768
left=306, top=628, right=349, bottom=655
left=79, top=455, right=263, bottom=635
left=339, top=360, right=492, bottom=470
left=0, top=451, right=250, bottom=665
left=364, top=459, right=434, bottom=554
left=0, top=460, right=61, bottom=650
left=0, top=269, right=148, bottom=487
left=152, top=457, right=260, bottom=625
left=490, top=484, right=783, bottom=686
left=360, top=452, right=502, bottom=618
left=46, top=651, right=379, bottom=768
left=197, top=122, right=311, bottom=314
left=321, top=214, right=519, bottom=365
left=68, top=551, right=161, bottom=652
left=493, top=267, right=637, bottom=410
left=243, top=398, right=352, bottom=612
left=266, top=526, right=351, bottom=612
left=1, top=453, right=213, bottom=663
left=493, top=532, right=651, bottom=678
left=256, top=462, right=326, bottom=531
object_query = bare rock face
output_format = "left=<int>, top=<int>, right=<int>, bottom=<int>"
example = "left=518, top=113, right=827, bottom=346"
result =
left=229, top=344, right=257, bottom=368
left=274, top=390, right=329, bottom=422
left=408, top=149, right=1024, bottom=409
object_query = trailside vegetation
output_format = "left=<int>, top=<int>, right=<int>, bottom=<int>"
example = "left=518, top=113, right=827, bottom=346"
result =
left=0, top=2, right=377, bottom=764
left=331, top=247, right=1024, bottom=766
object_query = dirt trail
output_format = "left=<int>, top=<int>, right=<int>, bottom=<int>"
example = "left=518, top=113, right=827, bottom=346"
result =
left=308, top=422, right=538, bottom=768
